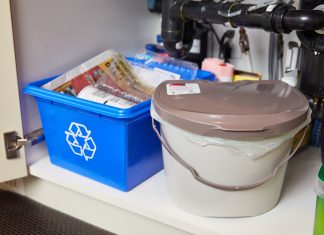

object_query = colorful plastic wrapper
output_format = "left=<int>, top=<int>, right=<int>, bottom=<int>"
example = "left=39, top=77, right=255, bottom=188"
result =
left=135, top=50, right=198, bottom=80
left=42, top=50, right=154, bottom=103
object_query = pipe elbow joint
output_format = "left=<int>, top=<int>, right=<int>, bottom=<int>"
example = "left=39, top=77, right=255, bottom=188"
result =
left=284, top=10, right=324, bottom=31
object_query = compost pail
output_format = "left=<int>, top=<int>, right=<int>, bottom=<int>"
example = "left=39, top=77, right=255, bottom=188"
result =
left=151, top=80, right=310, bottom=217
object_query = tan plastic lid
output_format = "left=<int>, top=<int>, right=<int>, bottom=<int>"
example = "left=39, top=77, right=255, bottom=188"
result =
left=152, top=80, right=309, bottom=140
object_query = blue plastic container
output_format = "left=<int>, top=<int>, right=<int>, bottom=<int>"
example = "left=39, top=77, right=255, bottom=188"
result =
left=24, top=70, right=215, bottom=191
left=24, top=76, right=162, bottom=191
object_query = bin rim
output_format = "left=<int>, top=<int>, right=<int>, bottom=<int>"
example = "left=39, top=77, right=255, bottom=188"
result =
left=23, top=76, right=151, bottom=119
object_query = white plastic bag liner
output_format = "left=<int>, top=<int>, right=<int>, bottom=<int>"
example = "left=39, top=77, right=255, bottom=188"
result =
left=182, top=112, right=311, bottom=161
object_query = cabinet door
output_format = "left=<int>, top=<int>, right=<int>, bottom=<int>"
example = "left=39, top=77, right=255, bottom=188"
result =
left=0, top=0, right=27, bottom=183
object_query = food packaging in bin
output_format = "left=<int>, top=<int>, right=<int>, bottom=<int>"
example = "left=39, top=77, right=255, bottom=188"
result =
left=23, top=67, right=215, bottom=192
left=151, top=80, right=310, bottom=217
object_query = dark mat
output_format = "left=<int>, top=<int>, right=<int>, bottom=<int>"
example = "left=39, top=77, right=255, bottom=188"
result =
left=0, top=189, right=115, bottom=235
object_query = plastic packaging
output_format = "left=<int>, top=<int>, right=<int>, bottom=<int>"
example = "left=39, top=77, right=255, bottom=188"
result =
left=95, top=56, right=189, bottom=103
left=95, top=52, right=154, bottom=100
left=94, top=82, right=143, bottom=104
left=202, top=58, right=234, bottom=82
left=134, top=50, right=199, bottom=80
left=130, top=62, right=181, bottom=87
left=42, top=50, right=154, bottom=101
left=78, top=85, right=136, bottom=109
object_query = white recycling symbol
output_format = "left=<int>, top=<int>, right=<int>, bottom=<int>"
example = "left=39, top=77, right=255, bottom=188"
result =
left=65, top=122, right=97, bottom=161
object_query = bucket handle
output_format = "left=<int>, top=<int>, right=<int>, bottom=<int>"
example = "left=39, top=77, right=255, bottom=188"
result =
left=152, top=118, right=309, bottom=191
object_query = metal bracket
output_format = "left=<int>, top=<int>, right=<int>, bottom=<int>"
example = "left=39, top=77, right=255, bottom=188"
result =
left=3, top=129, right=45, bottom=160
left=4, top=131, right=23, bottom=159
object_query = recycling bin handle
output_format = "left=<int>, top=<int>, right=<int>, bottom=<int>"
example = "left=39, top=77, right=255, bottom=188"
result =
left=152, top=118, right=309, bottom=191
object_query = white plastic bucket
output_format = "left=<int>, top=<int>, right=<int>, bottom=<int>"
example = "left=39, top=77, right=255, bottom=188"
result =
left=151, top=107, right=310, bottom=217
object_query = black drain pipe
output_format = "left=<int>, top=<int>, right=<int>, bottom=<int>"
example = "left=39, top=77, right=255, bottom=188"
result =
left=162, top=0, right=324, bottom=57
